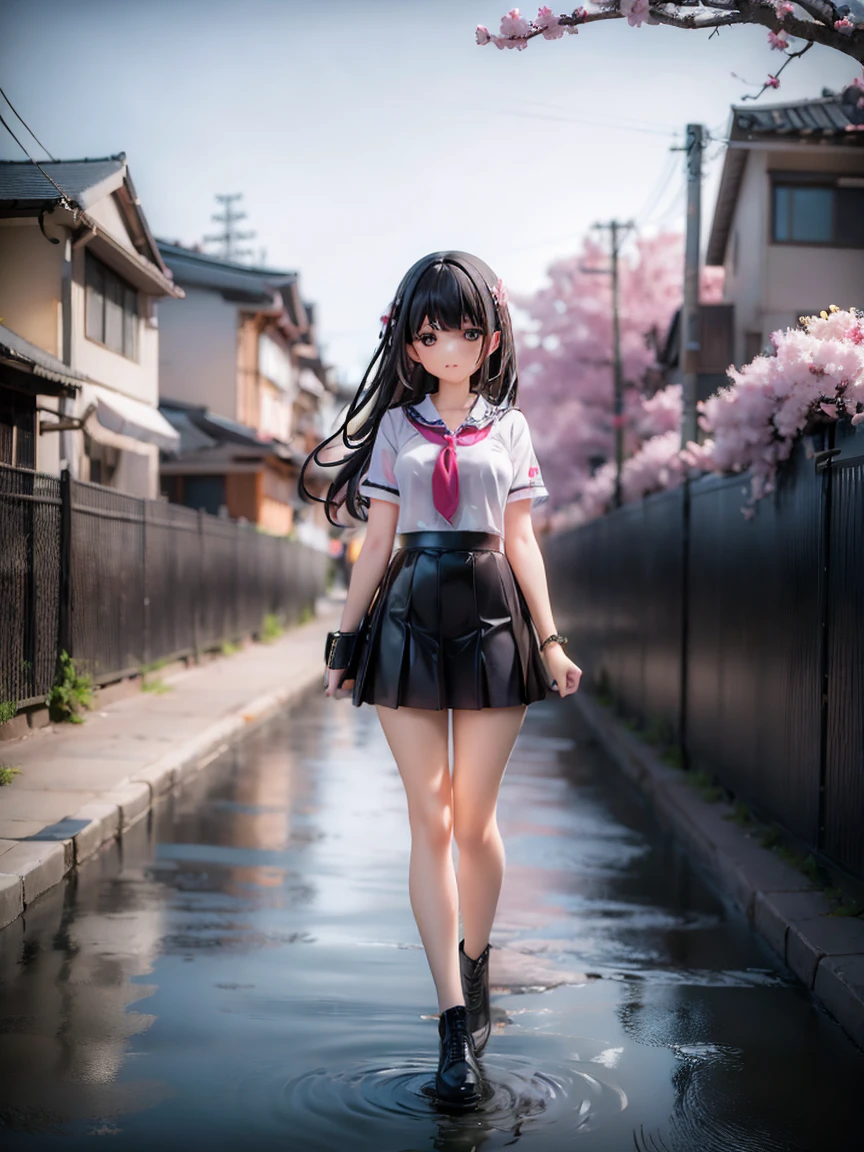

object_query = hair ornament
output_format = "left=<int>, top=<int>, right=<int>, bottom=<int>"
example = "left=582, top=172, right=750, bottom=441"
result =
left=492, top=278, right=509, bottom=309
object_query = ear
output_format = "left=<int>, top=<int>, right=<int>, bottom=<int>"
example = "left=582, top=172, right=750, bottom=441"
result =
left=406, top=341, right=421, bottom=364
left=487, top=330, right=501, bottom=356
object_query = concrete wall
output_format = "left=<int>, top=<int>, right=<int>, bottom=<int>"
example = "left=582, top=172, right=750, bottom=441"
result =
left=157, top=285, right=239, bottom=419
left=0, top=220, right=64, bottom=355
left=722, top=146, right=864, bottom=366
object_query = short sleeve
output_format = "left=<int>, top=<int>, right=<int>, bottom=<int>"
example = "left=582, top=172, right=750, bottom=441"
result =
left=359, top=410, right=400, bottom=505
left=505, top=410, right=549, bottom=506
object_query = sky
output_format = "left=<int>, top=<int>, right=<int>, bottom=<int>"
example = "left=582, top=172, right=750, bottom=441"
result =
left=0, top=0, right=858, bottom=383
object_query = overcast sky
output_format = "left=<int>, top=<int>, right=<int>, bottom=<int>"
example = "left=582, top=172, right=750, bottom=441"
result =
left=0, top=0, right=857, bottom=382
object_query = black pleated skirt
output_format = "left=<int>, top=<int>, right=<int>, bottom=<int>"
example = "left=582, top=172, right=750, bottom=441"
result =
left=351, top=532, right=549, bottom=710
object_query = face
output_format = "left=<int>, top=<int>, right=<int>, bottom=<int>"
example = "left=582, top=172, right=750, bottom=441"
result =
left=406, top=316, right=501, bottom=386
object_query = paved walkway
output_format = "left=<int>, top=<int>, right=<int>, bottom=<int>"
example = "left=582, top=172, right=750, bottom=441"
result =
left=0, top=602, right=339, bottom=930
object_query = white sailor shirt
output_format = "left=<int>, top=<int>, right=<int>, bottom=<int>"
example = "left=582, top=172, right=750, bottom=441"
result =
left=359, top=392, right=548, bottom=537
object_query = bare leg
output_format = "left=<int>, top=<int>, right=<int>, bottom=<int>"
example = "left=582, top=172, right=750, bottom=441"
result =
left=375, top=704, right=463, bottom=1013
left=452, top=706, right=526, bottom=960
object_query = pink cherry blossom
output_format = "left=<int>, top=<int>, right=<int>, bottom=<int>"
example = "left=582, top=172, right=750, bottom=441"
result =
left=500, top=7, right=532, bottom=38
left=767, top=30, right=789, bottom=50
left=766, top=74, right=781, bottom=89
left=565, top=306, right=864, bottom=522
left=853, top=76, right=864, bottom=92
left=621, top=0, right=650, bottom=29
left=834, top=16, right=854, bottom=33
left=476, top=24, right=491, bottom=45
left=535, top=5, right=564, bottom=39
left=774, top=1, right=794, bottom=17
left=493, top=277, right=509, bottom=307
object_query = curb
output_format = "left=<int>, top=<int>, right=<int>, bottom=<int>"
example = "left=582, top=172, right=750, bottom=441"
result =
left=572, top=691, right=864, bottom=1053
left=0, top=667, right=324, bottom=934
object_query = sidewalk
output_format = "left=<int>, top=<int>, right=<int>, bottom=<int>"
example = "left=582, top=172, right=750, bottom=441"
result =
left=0, top=601, right=339, bottom=932
left=572, top=691, right=864, bottom=1053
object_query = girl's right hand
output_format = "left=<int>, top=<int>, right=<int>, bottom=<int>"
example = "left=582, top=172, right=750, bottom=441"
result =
left=325, top=667, right=353, bottom=698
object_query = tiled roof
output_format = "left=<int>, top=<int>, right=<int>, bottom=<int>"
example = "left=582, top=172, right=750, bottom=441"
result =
left=156, top=240, right=296, bottom=301
left=0, top=323, right=85, bottom=392
left=706, top=87, right=864, bottom=266
left=0, top=156, right=126, bottom=208
left=733, top=88, right=864, bottom=138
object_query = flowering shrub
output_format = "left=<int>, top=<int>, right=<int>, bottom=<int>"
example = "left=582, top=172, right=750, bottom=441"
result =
left=692, top=306, right=864, bottom=502
left=554, top=306, right=864, bottom=528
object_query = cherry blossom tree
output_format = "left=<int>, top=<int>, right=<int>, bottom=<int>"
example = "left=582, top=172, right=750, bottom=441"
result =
left=477, top=5, right=864, bottom=71
left=553, top=305, right=864, bottom=527
left=514, top=231, right=722, bottom=509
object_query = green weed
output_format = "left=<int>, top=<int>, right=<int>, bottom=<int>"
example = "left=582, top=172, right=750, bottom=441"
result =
left=297, top=605, right=314, bottom=626
left=141, top=677, right=171, bottom=695
left=724, top=801, right=753, bottom=827
left=829, top=897, right=864, bottom=918
left=260, top=613, right=285, bottom=643
left=0, top=765, right=21, bottom=786
left=760, top=825, right=781, bottom=849
left=643, top=719, right=673, bottom=748
left=48, top=652, right=94, bottom=724
left=221, top=640, right=241, bottom=656
left=0, top=700, right=17, bottom=725
left=661, top=745, right=684, bottom=770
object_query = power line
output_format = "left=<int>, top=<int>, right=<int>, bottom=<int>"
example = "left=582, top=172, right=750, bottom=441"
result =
left=0, top=85, right=56, bottom=160
left=0, top=110, right=71, bottom=206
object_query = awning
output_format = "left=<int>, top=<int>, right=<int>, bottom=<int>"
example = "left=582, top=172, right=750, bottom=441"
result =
left=0, top=323, right=85, bottom=395
left=85, top=384, right=180, bottom=452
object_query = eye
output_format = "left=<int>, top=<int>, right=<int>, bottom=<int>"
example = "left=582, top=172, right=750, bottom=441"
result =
left=417, top=333, right=437, bottom=347
left=463, top=328, right=483, bottom=342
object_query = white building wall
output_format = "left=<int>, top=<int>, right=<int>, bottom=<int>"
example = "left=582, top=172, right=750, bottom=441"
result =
left=157, top=284, right=239, bottom=418
left=722, top=145, right=864, bottom=365
left=0, top=219, right=65, bottom=355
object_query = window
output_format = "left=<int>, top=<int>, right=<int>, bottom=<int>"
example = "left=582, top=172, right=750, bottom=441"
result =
left=0, top=386, right=36, bottom=469
left=772, top=180, right=864, bottom=247
left=85, top=252, right=139, bottom=359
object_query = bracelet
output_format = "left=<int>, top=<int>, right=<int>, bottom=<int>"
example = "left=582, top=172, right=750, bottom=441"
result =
left=325, top=630, right=358, bottom=669
left=539, top=632, right=568, bottom=653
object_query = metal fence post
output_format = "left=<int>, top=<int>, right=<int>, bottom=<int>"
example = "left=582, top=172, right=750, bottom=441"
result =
left=57, top=467, right=72, bottom=663
left=142, top=501, right=150, bottom=666
left=678, top=476, right=691, bottom=772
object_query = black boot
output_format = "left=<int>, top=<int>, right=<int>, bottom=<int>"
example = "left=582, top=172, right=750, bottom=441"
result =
left=435, top=1004, right=483, bottom=1108
left=459, top=939, right=492, bottom=1056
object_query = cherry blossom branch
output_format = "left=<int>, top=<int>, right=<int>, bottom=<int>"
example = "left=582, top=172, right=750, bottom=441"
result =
left=476, top=4, right=864, bottom=65
left=739, top=39, right=813, bottom=100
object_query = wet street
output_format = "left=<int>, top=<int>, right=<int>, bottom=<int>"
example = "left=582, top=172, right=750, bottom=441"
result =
left=1, top=691, right=862, bottom=1151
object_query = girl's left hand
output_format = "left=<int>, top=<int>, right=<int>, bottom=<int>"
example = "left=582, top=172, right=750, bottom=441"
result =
left=542, top=645, right=582, bottom=697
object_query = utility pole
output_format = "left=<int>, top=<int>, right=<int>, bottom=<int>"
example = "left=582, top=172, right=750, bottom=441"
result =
left=586, top=219, right=634, bottom=509
left=680, top=124, right=704, bottom=447
left=203, top=193, right=256, bottom=263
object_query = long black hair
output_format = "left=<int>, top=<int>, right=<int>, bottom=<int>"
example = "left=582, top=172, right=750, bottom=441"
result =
left=299, top=251, right=518, bottom=525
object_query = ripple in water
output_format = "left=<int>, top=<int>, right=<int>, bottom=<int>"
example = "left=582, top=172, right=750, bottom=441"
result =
left=236, top=1053, right=627, bottom=1148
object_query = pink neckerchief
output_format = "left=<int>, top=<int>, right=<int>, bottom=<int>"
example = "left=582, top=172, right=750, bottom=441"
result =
left=405, top=409, right=493, bottom=524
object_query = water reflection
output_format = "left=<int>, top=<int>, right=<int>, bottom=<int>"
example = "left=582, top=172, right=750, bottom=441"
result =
left=0, top=693, right=862, bottom=1150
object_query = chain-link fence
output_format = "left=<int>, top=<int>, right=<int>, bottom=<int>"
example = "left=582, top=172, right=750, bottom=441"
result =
left=1, top=464, right=328, bottom=710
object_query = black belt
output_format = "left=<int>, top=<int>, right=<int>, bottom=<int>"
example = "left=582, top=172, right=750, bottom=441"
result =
left=398, top=531, right=502, bottom=552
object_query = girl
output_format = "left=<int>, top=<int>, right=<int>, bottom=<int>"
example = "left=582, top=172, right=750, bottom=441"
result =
left=300, top=251, right=581, bottom=1109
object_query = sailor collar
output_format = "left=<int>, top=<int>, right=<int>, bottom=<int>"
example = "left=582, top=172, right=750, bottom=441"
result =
left=405, top=392, right=498, bottom=433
